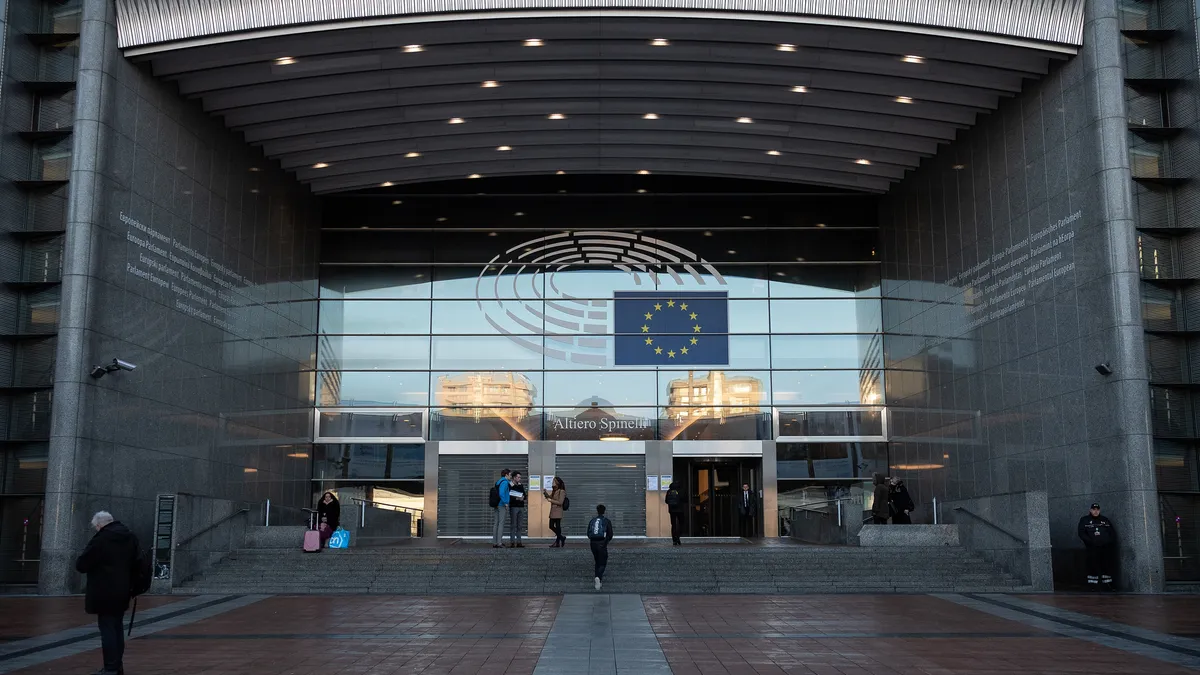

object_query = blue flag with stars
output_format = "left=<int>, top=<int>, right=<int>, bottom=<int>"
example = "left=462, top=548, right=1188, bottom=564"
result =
left=614, top=291, right=729, bottom=366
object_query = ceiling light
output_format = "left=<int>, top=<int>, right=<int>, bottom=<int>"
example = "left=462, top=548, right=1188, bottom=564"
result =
left=287, top=452, right=309, bottom=458
left=481, top=80, right=500, bottom=88
left=497, top=145, right=512, bottom=151
left=558, top=189, right=567, bottom=193
left=855, top=159, right=872, bottom=165
left=704, top=231, right=712, bottom=236
left=953, top=164, right=966, bottom=170
left=776, top=271, right=786, bottom=277
left=637, top=189, right=647, bottom=193
left=312, top=162, right=329, bottom=169
left=643, top=113, right=659, bottom=120
left=381, top=181, right=394, bottom=187
left=766, top=150, right=781, bottom=156
left=895, top=96, right=914, bottom=104
left=556, top=170, right=566, bottom=175
left=651, top=38, right=670, bottom=46
left=736, top=117, right=753, bottom=124
left=488, top=231, right=498, bottom=236
left=448, top=117, right=465, bottom=124
left=274, top=56, right=295, bottom=66
left=727, top=250, right=737, bottom=254
left=468, top=173, right=482, bottom=179
left=902, top=54, right=925, bottom=64
left=244, top=468, right=258, bottom=473
left=637, top=170, right=651, bottom=175
left=548, top=113, right=566, bottom=120
left=795, top=257, right=806, bottom=261
left=776, top=43, right=796, bottom=52
left=248, top=167, right=260, bottom=172
left=791, top=85, right=808, bottom=93
left=514, top=212, right=525, bottom=216
left=406, top=152, right=421, bottom=158
left=250, top=189, right=259, bottom=194
left=392, top=200, right=403, bottom=205
left=742, top=215, right=752, bottom=220
left=524, top=38, right=544, bottom=47
left=816, top=223, right=826, bottom=228
left=403, top=44, right=424, bottom=53
left=437, top=217, right=448, bottom=222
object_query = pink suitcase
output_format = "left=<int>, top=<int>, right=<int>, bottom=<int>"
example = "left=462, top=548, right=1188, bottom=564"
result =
left=303, top=528, right=321, bottom=552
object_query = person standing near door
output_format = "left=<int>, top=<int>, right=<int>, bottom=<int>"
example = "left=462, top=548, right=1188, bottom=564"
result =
left=737, top=483, right=757, bottom=537
left=545, top=476, right=567, bottom=547
left=665, top=482, right=685, bottom=545
left=491, top=469, right=511, bottom=549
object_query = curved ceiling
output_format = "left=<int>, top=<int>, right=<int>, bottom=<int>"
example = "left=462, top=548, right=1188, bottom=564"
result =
left=121, top=11, right=1079, bottom=193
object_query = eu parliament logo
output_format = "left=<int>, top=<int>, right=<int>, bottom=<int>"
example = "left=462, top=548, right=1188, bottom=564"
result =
left=614, top=292, right=729, bottom=366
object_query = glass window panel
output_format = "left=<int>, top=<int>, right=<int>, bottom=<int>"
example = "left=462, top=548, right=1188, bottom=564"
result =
left=434, top=230, right=544, bottom=262
left=312, top=444, right=425, bottom=480
left=690, top=267, right=769, bottom=298
left=777, top=409, right=884, bottom=437
left=771, top=335, right=882, bottom=369
left=729, top=300, right=769, bottom=333
left=318, top=336, right=430, bottom=370
left=544, top=371, right=657, bottom=406
left=319, top=371, right=429, bottom=407
left=429, top=408, right=542, bottom=441
left=546, top=268, right=654, bottom=298
left=658, top=371, right=770, bottom=407
left=318, top=410, right=424, bottom=439
left=772, top=370, right=884, bottom=405
left=320, top=267, right=432, bottom=299
left=543, top=335, right=613, bottom=370
left=659, top=407, right=772, bottom=441
left=768, top=265, right=881, bottom=298
left=430, top=336, right=544, bottom=370
left=776, top=442, right=888, bottom=479
left=322, top=231, right=435, bottom=263
left=544, top=406, right=656, bottom=440
left=769, top=299, right=882, bottom=334
left=730, top=335, right=772, bottom=369
left=320, top=300, right=431, bottom=334
left=433, top=265, right=544, bottom=299
left=432, top=371, right=542, bottom=408
left=432, top=299, right=541, bottom=335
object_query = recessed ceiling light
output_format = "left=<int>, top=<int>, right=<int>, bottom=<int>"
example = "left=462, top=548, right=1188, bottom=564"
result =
left=481, top=80, right=500, bottom=88
left=736, top=117, right=753, bottom=124
left=704, top=231, right=713, bottom=236
left=406, top=152, right=421, bottom=158
left=514, top=212, right=525, bottom=216
left=855, top=159, right=872, bottom=165
left=244, top=467, right=258, bottom=473
left=449, top=117, right=465, bottom=124
left=902, top=54, right=925, bottom=64
left=775, top=271, right=786, bottom=277
left=637, top=189, right=647, bottom=193
left=312, top=162, right=329, bottom=169
left=558, top=189, right=567, bottom=193
left=468, top=173, right=482, bottom=179
left=651, top=38, right=670, bottom=46
left=742, top=215, right=752, bottom=220
left=524, top=38, right=544, bottom=47
left=727, top=250, right=737, bottom=254
left=403, top=44, right=424, bottom=53
left=643, top=113, right=660, bottom=120
left=766, top=150, right=781, bottom=156
left=392, top=200, right=403, bottom=205
left=637, top=169, right=651, bottom=175
left=791, top=85, right=809, bottom=93
left=436, top=217, right=448, bottom=222
left=815, top=223, right=826, bottom=228
left=556, top=170, right=566, bottom=175
left=776, top=43, right=796, bottom=52
left=250, top=189, right=259, bottom=194
left=381, top=181, right=394, bottom=187
left=274, top=56, right=295, bottom=65
left=497, top=145, right=512, bottom=151
left=248, top=167, right=261, bottom=172
left=548, top=113, right=566, bottom=120
left=895, top=96, right=914, bottom=104
left=488, top=231, right=498, bottom=236
left=795, top=257, right=806, bottom=261
left=953, top=164, right=966, bottom=170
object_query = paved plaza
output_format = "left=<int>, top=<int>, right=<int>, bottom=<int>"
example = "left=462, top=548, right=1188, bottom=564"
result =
left=1, top=593, right=1199, bottom=674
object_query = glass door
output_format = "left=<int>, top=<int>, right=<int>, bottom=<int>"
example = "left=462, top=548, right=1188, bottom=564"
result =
left=676, top=458, right=761, bottom=538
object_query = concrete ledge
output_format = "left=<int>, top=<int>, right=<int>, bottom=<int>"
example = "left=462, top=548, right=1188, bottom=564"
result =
left=244, top=526, right=308, bottom=549
left=858, top=524, right=959, bottom=547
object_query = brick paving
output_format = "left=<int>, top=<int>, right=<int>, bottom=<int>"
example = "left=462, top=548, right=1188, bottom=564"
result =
left=1021, top=594, right=1200, bottom=636
left=0, top=596, right=181, bottom=640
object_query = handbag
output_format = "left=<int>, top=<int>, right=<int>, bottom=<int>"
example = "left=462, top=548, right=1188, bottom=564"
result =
left=328, top=527, right=351, bottom=549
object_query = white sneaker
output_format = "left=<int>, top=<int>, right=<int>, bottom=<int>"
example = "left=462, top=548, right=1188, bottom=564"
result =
left=594, top=576, right=602, bottom=590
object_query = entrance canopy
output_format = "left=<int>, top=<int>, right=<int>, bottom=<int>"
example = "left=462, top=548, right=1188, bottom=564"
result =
left=116, top=0, right=1082, bottom=193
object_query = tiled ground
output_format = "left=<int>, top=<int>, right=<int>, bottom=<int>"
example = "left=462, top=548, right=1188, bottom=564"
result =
left=1021, top=594, right=1200, bottom=636
left=0, top=596, right=181, bottom=640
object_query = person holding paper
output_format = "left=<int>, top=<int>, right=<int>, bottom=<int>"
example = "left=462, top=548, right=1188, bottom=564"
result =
left=508, top=472, right=527, bottom=548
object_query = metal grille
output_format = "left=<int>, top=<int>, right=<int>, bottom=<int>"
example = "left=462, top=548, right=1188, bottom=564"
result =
left=554, top=455, right=646, bottom=537
left=1161, top=493, right=1200, bottom=582
left=0, top=496, right=42, bottom=584
left=1155, top=440, right=1199, bottom=492
left=1146, top=334, right=1183, bottom=382
left=437, top=455, right=527, bottom=536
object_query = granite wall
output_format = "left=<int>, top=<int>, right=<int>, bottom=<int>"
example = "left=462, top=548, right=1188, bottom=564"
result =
left=879, top=0, right=1163, bottom=591
left=38, top=0, right=320, bottom=593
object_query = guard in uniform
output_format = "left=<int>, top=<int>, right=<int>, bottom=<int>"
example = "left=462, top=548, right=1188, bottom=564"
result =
left=1077, top=503, right=1116, bottom=590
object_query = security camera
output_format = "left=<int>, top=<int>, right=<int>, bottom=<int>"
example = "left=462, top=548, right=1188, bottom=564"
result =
left=1095, top=363, right=1113, bottom=376
left=90, top=358, right=138, bottom=379
left=112, top=359, right=137, bottom=372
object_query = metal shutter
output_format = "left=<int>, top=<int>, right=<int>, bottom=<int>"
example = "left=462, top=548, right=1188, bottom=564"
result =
left=555, top=455, right=646, bottom=537
left=437, top=455, right=527, bottom=536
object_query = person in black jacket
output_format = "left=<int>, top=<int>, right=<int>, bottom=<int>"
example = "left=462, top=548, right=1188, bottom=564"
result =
left=317, top=491, right=340, bottom=548
left=889, top=479, right=915, bottom=525
left=76, top=511, right=140, bottom=675
left=737, top=483, right=757, bottom=537
left=587, top=504, right=614, bottom=590
left=665, top=482, right=685, bottom=545
left=508, top=472, right=526, bottom=548
left=1078, top=503, right=1117, bottom=590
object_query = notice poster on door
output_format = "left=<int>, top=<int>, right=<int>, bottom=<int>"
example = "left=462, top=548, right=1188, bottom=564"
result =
left=660, top=475, right=672, bottom=490
left=647, top=475, right=659, bottom=492
left=529, top=475, right=542, bottom=491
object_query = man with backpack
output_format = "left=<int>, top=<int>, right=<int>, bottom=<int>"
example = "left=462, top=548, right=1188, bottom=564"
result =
left=76, top=511, right=143, bottom=675
left=587, top=504, right=614, bottom=590
left=665, top=482, right=685, bottom=545
left=490, top=469, right=512, bottom=549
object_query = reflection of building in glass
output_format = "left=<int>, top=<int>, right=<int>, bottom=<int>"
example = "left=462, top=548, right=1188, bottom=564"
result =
left=546, top=398, right=655, bottom=441
left=436, top=372, right=537, bottom=418
left=664, top=371, right=763, bottom=419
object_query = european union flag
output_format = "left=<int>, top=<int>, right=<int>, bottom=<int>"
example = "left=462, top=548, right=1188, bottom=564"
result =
left=614, top=291, right=729, bottom=366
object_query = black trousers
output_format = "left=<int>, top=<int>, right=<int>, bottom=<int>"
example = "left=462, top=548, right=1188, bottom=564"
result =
left=97, top=613, right=125, bottom=673
left=739, top=514, right=755, bottom=537
left=590, top=540, right=609, bottom=580
left=549, top=518, right=563, bottom=543
left=1086, top=545, right=1114, bottom=584
left=669, top=512, right=684, bottom=543
left=873, top=515, right=888, bottom=525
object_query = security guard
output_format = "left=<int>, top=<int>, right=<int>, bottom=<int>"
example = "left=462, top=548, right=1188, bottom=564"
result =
left=1077, top=503, right=1116, bottom=590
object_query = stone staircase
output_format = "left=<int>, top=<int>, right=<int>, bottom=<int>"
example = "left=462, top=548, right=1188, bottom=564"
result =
left=178, top=542, right=1032, bottom=594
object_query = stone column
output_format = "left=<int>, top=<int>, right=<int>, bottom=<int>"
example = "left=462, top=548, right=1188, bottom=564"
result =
left=761, top=441, right=779, bottom=537
left=422, top=442, right=439, bottom=539
left=527, top=441, right=554, bottom=538
left=644, top=441, right=672, bottom=537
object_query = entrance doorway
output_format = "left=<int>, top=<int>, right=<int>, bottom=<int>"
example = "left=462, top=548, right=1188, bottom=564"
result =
left=672, top=458, right=761, bottom=537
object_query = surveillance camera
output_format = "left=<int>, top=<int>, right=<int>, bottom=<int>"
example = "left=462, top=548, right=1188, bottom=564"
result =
left=112, top=359, right=137, bottom=372
left=90, top=366, right=109, bottom=379
left=1095, top=363, right=1113, bottom=376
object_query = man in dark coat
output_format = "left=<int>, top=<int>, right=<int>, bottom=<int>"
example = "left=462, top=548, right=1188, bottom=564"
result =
left=736, top=483, right=757, bottom=537
left=889, top=479, right=915, bottom=524
left=665, top=482, right=686, bottom=545
left=76, top=511, right=140, bottom=675
left=1078, top=503, right=1116, bottom=590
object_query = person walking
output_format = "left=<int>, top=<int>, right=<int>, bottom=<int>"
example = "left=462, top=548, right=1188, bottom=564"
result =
left=587, top=504, right=614, bottom=590
left=508, top=472, right=526, bottom=548
left=737, top=483, right=757, bottom=537
left=75, top=511, right=140, bottom=675
left=871, top=474, right=890, bottom=525
left=544, top=476, right=568, bottom=547
left=888, top=478, right=915, bottom=525
left=1078, top=503, right=1116, bottom=590
left=491, top=469, right=511, bottom=549
left=665, top=482, right=685, bottom=545
left=317, top=491, right=340, bottom=547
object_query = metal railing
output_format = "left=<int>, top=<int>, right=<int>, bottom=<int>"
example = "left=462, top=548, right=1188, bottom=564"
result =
left=174, top=508, right=250, bottom=549
left=352, top=498, right=424, bottom=537
left=952, top=506, right=1026, bottom=545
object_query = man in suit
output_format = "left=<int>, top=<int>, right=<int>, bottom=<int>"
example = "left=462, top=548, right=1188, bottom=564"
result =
left=737, top=483, right=757, bottom=538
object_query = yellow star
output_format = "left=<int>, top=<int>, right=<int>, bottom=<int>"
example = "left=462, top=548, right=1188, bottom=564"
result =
left=667, top=350, right=676, bottom=358
left=690, top=337, right=698, bottom=345
left=655, top=347, right=663, bottom=355
left=641, top=325, right=649, bottom=333
left=680, top=303, right=688, bottom=311
left=667, top=299, right=675, bottom=307
left=645, top=312, right=653, bottom=320
left=645, top=337, right=653, bottom=345
left=654, top=303, right=662, bottom=311
left=690, top=312, right=698, bottom=320
left=680, top=347, right=689, bottom=355
left=693, top=325, right=702, bottom=333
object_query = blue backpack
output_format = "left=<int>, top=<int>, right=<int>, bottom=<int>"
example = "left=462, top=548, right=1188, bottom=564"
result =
left=588, top=516, right=608, bottom=541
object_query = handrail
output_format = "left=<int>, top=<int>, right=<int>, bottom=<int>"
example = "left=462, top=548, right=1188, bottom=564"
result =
left=953, top=506, right=1027, bottom=545
left=352, top=497, right=423, bottom=515
left=174, top=508, right=249, bottom=549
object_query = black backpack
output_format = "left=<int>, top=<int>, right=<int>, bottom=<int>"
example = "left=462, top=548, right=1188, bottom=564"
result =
left=665, top=489, right=681, bottom=507
left=130, top=546, right=153, bottom=597
left=587, top=516, right=608, bottom=541
left=488, top=482, right=501, bottom=509
left=562, top=496, right=570, bottom=511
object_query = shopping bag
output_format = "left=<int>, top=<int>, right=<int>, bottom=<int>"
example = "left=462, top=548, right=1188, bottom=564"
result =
left=328, top=527, right=350, bottom=549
